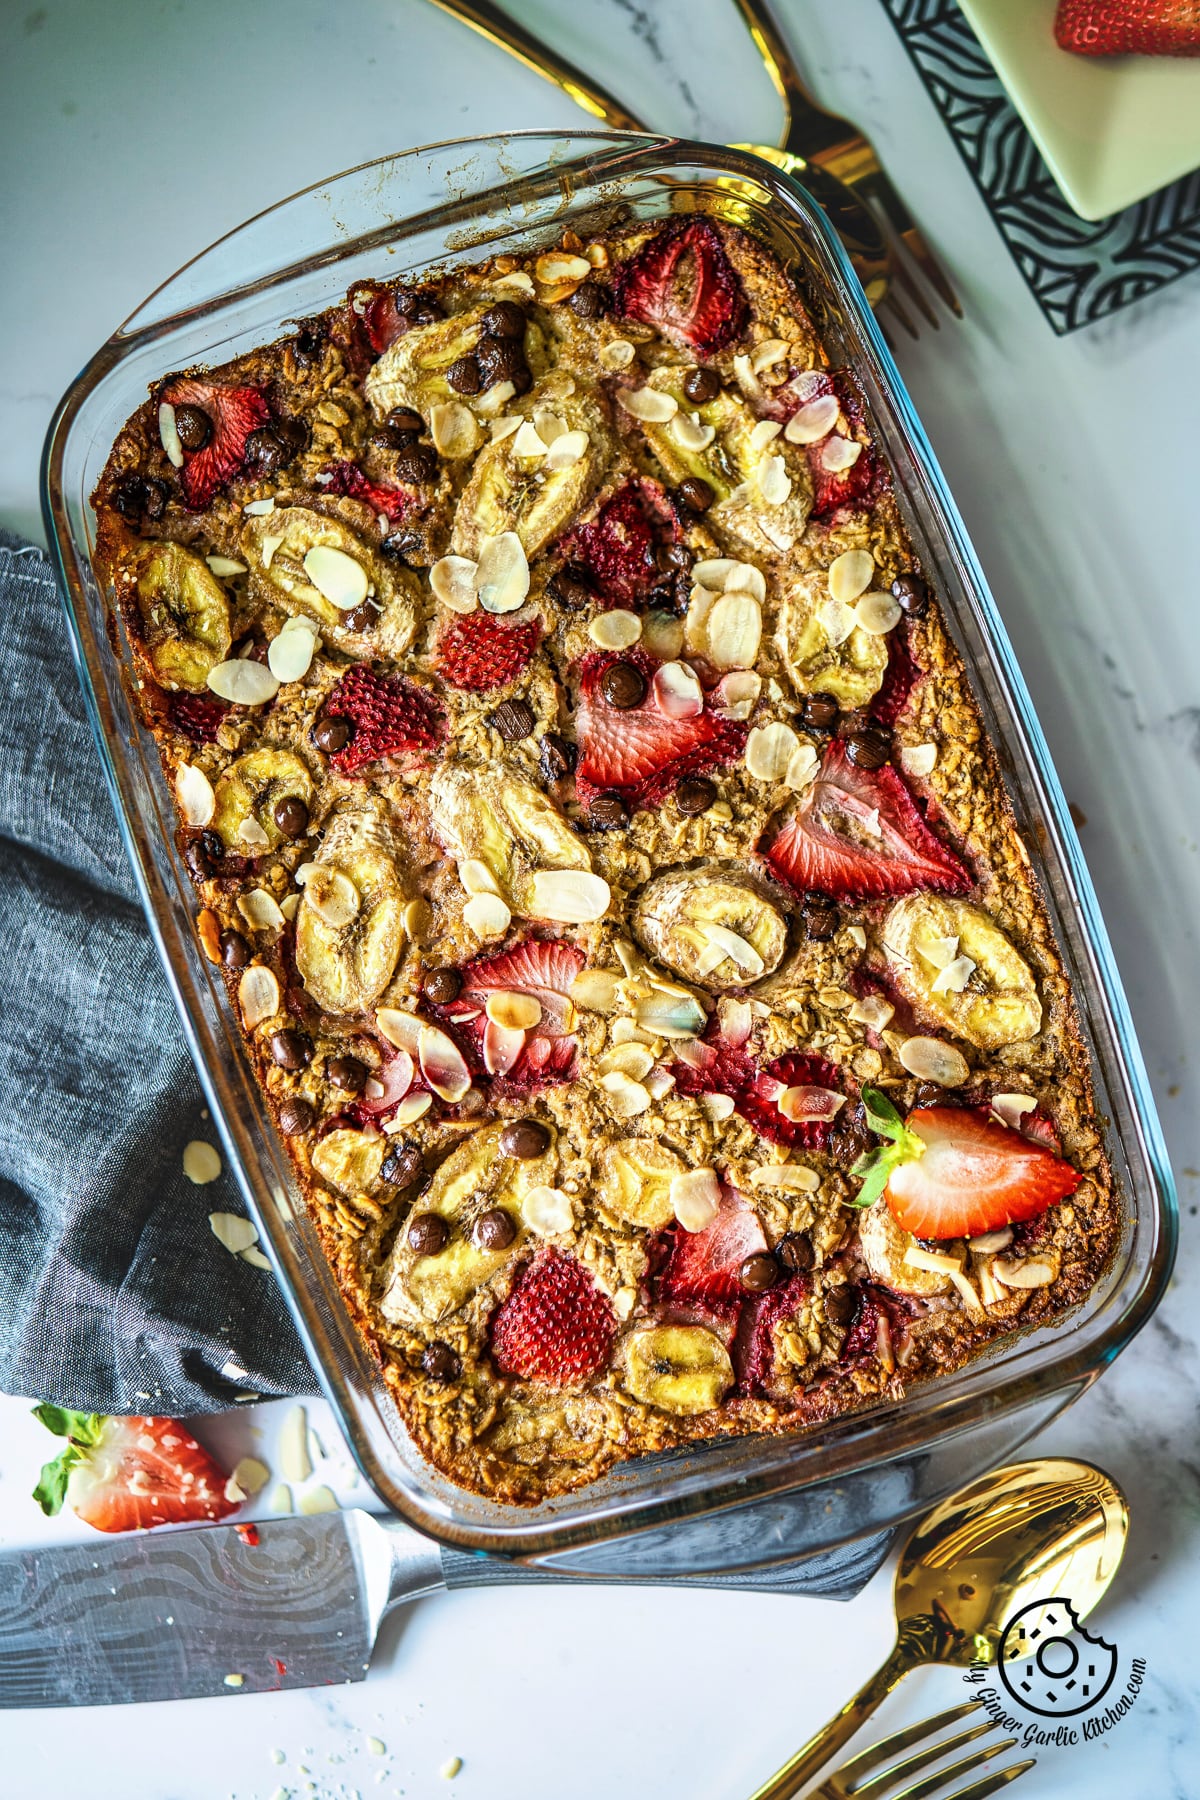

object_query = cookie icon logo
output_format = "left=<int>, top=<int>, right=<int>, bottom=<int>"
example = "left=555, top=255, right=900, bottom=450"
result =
left=998, top=1597, right=1119, bottom=1718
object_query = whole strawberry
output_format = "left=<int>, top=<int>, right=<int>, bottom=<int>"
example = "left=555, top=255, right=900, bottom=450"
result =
left=1055, top=0, right=1200, bottom=55
left=489, top=1250, right=616, bottom=1387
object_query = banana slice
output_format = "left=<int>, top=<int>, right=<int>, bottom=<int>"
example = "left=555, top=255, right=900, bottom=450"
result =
left=295, top=801, right=407, bottom=1015
left=133, top=541, right=232, bottom=691
left=210, top=748, right=314, bottom=852
left=632, top=865, right=787, bottom=992
left=882, top=895, right=1043, bottom=1050
left=596, top=1138, right=688, bottom=1230
left=379, top=1120, right=555, bottom=1325
left=364, top=304, right=511, bottom=420
left=241, top=505, right=418, bottom=653
left=429, top=763, right=592, bottom=918
left=777, top=565, right=888, bottom=709
left=638, top=369, right=812, bottom=554
left=858, top=1200, right=961, bottom=1298
left=451, top=383, right=613, bottom=561
left=310, top=1128, right=386, bottom=1196
left=623, top=1326, right=733, bottom=1415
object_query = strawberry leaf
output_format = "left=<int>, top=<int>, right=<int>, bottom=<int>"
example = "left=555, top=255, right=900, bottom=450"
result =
left=32, top=1404, right=105, bottom=1446
left=31, top=1405, right=105, bottom=1516
left=33, top=1446, right=83, bottom=1517
left=861, top=1087, right=906, bottom=1139
left=847, top=1148, right=894, bottom=1209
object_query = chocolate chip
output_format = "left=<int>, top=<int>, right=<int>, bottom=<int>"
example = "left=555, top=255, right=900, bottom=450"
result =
left=291, top=322, right=324, bottom=365
left=382, top=1142, right=424, bottom=1188
left=113, top=473, right=167, bottom=522
left=394, top=444, right=438, bottom=484
left=380, top=528, right=426, bottom=565
left=385, top=406, right=425, bottom=436
left=184, top=840, right=213, bottom=880
left=411, top=301, right=443, bottom=326
left=422, top=1341, right=460, bottom=1382
left=740, top=1252, right=780, bottom=1292
left=801, top=894, right=839, bottom=941
left=173, top=404, right=211, bottom=452
left=845, top=727, right=892, bottom=770
left=824, top=1285, right=858, bottom=1329
left=475, top=336, right=525, bottom=385
left=408, top=1213, right=449, bottom=1256
left=800, top=692, right=840, bottom=733
left=589, top=791, right=628, bottom=829
left=777, top=1232, right=814, bottom=1274
left=913, top=1082, right=951, bottom=1109
left=677, top=476, right=715, bottom=513
left=509, top=366, right=534, bottom=398
left=675, top=777, right=716, bottom=816
left=345, top=601, right=381, bottom=633
left=656, top=541, right=692, bottom=573
left=601, top=660, right=646, bottom=710
left=480, top=300, right=526, bottom=340
left=568, top=281, right=609, bottom=318
left=474, top=1207, right=517, bottom=1251
left=269, top=1028, right=311, bottom=1071
left=273, top=796, right=309, bottom=839
left=836, top=707, right=872, bottom=740
left=423, top=966, right=463, bottom=1006
left=682, top=367, right=721, bottom=404
left=892, top=572, right=929, bottom=617
left=499, top=1119, right=551, bottom=1160
left=548, top=566, right=592, bottom=611
left=393, top=289, right=421, bottom=318
left=447, top=355, right=483, bottom=395
left=370, top=425, right=418, bottom=453
left=539, top=732, right=577, bottom=782
left=278, top=1096, right=316, bottom=1135
left=220, top=928, right=251, bottom=969
left=327, top=1055, right=368, bottom=1094
left=244, top=421, right=306, bottom=474
left=488, top=697, right=534, bottom=742
left=141, top=478, right=167, bottom=520
left=313, top=715, right=352, bottom=755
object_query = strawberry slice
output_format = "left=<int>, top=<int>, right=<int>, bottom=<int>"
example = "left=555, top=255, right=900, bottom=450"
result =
left=1055, top=0, right=1200, bottom=56
left=489, top=1250, right=616, bottom=1387
left=348, top=281, right=409, bottom=358
left=736, top=1273, right=809, bottom=1395
left=852, top=1089, right=1081, bottom=1241
left=160, top=378, right=271, bottom=510
left=32, top=1407, right=237, bottom=1533
left=761, top=741, right=970, bottom=902
left=436, top=611, right=542, bottom=693
left=737, top=1052, right=845, bottom=1149
left=613, top=218, right=748, bottom=355
left=318, top=460, right=413, bottom=522
left=871, top=629, right=920, bottom=729
left=442, top=939, right=585, bottom=1088
left=564, top=483, right=661, bottom=608
left=168, top=690, right=230, bottom=744
left=661, top=1187, right=768, bottom=1307
left=323, top=663, right=445, bottom=776
left=575, top=648, right=747, bottom=811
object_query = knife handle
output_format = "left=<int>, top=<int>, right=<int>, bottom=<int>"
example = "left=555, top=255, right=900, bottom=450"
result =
left=426, top=0, right=650, bottom=133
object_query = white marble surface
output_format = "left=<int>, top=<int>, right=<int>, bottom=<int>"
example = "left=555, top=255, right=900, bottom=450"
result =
left=2, top=0, right=1199, bottom=1793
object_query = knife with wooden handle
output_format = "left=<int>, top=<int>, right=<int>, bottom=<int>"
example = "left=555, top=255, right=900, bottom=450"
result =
left=0, top=1511, right=891, bottom=1706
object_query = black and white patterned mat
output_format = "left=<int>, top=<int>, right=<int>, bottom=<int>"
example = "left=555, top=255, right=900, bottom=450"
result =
left=880, top=0, right=1200, bottom=332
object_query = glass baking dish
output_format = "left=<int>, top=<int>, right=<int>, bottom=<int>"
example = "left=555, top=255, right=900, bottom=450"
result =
left=42, top=132, right=1176, bottom=1571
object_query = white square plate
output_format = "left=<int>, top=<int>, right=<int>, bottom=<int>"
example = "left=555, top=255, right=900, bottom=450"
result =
left=957, top=0, right=1200, bottom=219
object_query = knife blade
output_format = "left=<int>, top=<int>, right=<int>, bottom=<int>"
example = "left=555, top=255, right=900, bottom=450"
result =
left=0, top=1511, right=893, bottom=1707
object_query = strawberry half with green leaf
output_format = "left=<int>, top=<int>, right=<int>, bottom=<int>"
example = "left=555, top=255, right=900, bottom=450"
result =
left=852, top=1088, right=1081, bottom=1240
left=489, top=1250, right=616, bottom=1386
left=575, top=648, right=747, bottom=811
left=160, top=377, right=271, bottom=510
left=32, top=1407, right=238, bottom=1533
left=613, top=218, right=748, bottom=355
left=762, top=741, right=970, bottom=901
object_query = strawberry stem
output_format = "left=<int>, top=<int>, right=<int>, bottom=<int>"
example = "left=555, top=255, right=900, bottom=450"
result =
left=30, top=1405, right=106, bottom=1516
left=848, top=1087, right=926, bottom=1208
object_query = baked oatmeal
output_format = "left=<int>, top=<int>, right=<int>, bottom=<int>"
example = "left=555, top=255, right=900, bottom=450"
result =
left=90, top=214, right=1117, bottom=1503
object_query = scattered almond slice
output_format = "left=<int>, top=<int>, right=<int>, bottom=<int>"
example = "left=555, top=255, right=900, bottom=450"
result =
left=899, top=743, right=938, bottom=778
left=176, top=763, right=215, bottom=828
left=617, top=386, right=678, bottom=423
left=297, top=866, right=360, bottom=929
left=600, top=338, right=636, bottom=370
left=652, top=660, right=704, bottom=719
left=931, top=955, right=976, bottom=995
left=706, top=591, right=762, bottom=669
left=644, top=1065, right=676, bottom=1101
left=818, top=597, right=858, bottom=648
left=243, top=497, right=276, bottom=517
left=459, top=858, right=503, bottom=897
left=749, top=418, right=783, bottom=452
left=784, top=394, right=840, bottom=443
left=785, top=743, right=820, bottom=791
left=703, top=924, right=765, bottom=976
left=671, top=1168, right=721, bottom=1232
left=278, top=1405, right=312, bottom=1483
left=544, top=428, right=590, bottom=470
left=207, top=660, right=280, bottom=706
left=511, top=419, right=547, bottom=459
left=206, top=555, right=247, bottom=578
left=700, top=1093, right=736, bottom=1122
left=847, top=924, right=867, bottom=950
left=463, top=892, right=513, bottom=937
left=260, top=534, right=284, bottom=569
left=475, top=531, right=530, bottom=614
left=669, top=413, right=716, bottom=452
left=570, top=968, right=621, bottom=1012
left=969, top=1226, right=1014, bottom=1252
left=749, top=1163, right=820, bottom=1192
left=718, top=995, right=752, bottom=1043
left=493, top=270, right=535, bottom=296
left=430, top=401, right=480, bottom=458
left=268, top=621, right=319, bottom=682
left=614, top=1285, right=638, bottom=1319
left=692, top=558, right=738, bottom=590
left=750, top=337, right=790, bottom=374
left=854, top=591, right=902, bottom=635
left=158, top=402, right=185, bottom=468
left=745, top=721, right=800, bottom=782
left=530, top=869, right=610, bottom=923
left=299, top=1486, right=340, bottom=1515
left=486, top=990, right=542, bottom=1030
left=237, top=816, right=270, bottom=849
left=239, top=964, right=280, bottom=1028
left=992, top=1257, right=1057, bottom=1290
left=389, top=1089, right=434, bottom=1127
left=756, top=454, right=792, bottom=507
left=483, top=1017, right=526, bottom=1076
left=588, top=609, right=642, bottom=650
left=897, top=1035, right=970, bottom=1087
left=302, top=545, right=369, bottom=612
left=779, top=1085, right=845, bottom=1123
left=430, top=555, right=479, bottom=613
left=268, top=1483, right=293, bottom=1514
left=522, top=1185, right=574, bottom=1234
left=634, top=990, right=707, bottom=1038
left=991, top=1094, right=1037, bottom=1130
left=419, top=1025, right=472, bottom=1101
left=820, top=435, right=863, bottom=473
left=598, top=1042, right=656, bottom=1081
left=232, top=1456, right=270, bottom=1495
left=376, top=1007, right=425, bottom=1054
left=732, top=352, right=764, bottom=403
left=476, top=379, right=516, bottom=415
left=241, top=1246, right=273, bottom=1271
left=903, top=1244, right=963, bottom=1275
left=827, top=548, right=875, bottom=604
left=488, top=414, right=523, bottom=443
left=182, top=1141, right=222, bottom=1186
left=536, top=250, right=591, bottom=285
left=849, top=994, right=895, bottom=1031
left=600, top=1070, right=653, bottom=1118
left=238, top=888, right=285, bottom=932
left=710, top=670, right=761, bottom=720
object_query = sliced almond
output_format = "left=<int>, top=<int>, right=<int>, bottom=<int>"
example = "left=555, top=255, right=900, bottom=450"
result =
left=700, top=1093, right=736, bottom=1122
left=475, top=531, right=530, bottom=615
left=749, top=1163, right=820, bottom=1192
left=302, top=546, right=369, bottom=611
left=206, top=660, right=280, bottom=706
left=209, top=1210, right=257, bottom=1253
left=463, top=892, right=512, bottom=937
left=670, top=1168, right=721, bottom=1232
left=483, top=1017, right=526, bottom=1076
left=418, top=1024, right=471, bottom=1102
left=390, top=1089, right=434, bottom=1128
left=817, top=597, right=858, bottom=648
left=992, top=1257, right=1057, bottom=1290
left=570, top=968, right=620, bottom=1012
left=488, top=414, right=523, bottom=443
left=183, top=1141, right=222, bottom=1185
left=847, top=924, right=867, bottom=950
left=617, top=386, right=678, bottom=423
left=931, top=955, right=976, bottom=995
left=239, top=964, right=280, bottom=1028
left=899, top=743, right=938, bottom=778
left=784, top=394, right=840, bottom=444
left=756, top=454, right=792, bottom=507
left=779, top=1085, right=845, bottom=1123
left=669, top=414, right=717, bottom=452
left=237, top=816, right=270, bottom=849
left=477, top=379, right=517, bottom=415
left=717, top=995, right=752, bottom=1045
left=267, top=621, right=319, bottom=682
left=176, top=763, right=215, bottom=828
left=750, top=337, right=789, bottom=374
left=732, top=352, right=764, bottom=403
left=511, top=419, right=547, bottom=459
left=429, top=401, right=480, bottom=459
left=197, top=908, right=222, bottom=963
left=920, top=933, right=960, bottom=971
left=821, top=435, right=863, bottom=473
left=260, top=534, right=284, bottom=569
left=785, top=743, right=820, bottom=791
left=529, top=869, right=610, bottom=923
left=599, top=1042, right=656, bottom=1082
left=652, top=659, right=704, bottom=720
left=849, top=994, right=895, bottom=1031
left=158, top=402, right=185, bottom=468
left=536, top=251, right=591, bottom=285
left=827, top=548, right=875, bottom=605
left=969, top=1227, right=1014, bottom=1253
left=854, top=591, right=902, bottom=636
left=486, top=990, right=542, bottom=1031
left=749, top=418, right=783, bottom=452
left=492, top=270, right=535, bottom=296
left=903, top=1244, right=963, bottom=1275
left=745, top=721, right=800, bottom=782
left=612, top=1017, right=658, bottom=1047
left=600, top=338, right=636, bottom=370
left=600, top=1071, right=653, bottom=1118
left=641, top=612, right=685, bottom=660
left=703, top=924, right=765, bottom=976
left=458, top=857, right=503, bottom=896
left=375, top=1007, right=425, bottom=1054
left=298, top=867, right=360, bottom=929
left=238, top=888, right=285, bottom=932
left=243, top=497, right=276, bottom=517
left=544, top=428, right=589, bottom=471
left=706, top=592, right=762, bottom=670
left=991, top=1093, right=1038, bottom=1130
left=898, top=1036, right=970, bottom=1087
left=522, top=1185, right=574, bottom=1234
left=206, top=555, right=247, bottom=578
left=430, top=555, right=479, bottom=613
left=588, top=609, right=642, bottom=650
left=644, top=1065, right=676, bottom=1101
left=692, top=558, right=738, bottom=591
left=710, top=669, right=761, bottom=720
left=634, top=990, right=707, bottom=1039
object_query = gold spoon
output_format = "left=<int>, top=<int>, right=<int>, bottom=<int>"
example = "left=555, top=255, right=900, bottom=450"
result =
left=749, top=1457, right=1130, bottom=1800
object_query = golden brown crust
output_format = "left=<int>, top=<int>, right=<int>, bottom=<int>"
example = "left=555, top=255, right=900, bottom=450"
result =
left=90, top=217, right=1116, bottom=1506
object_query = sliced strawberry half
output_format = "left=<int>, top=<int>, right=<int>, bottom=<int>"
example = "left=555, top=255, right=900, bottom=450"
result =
left=168, top=690, right=230, bottom=745
left=613, top=218, right=748, bottom=355
left=761, top=741, right=971, bottom=902
left=441, top=938, right=585, bottom=1088
left=489, top=1250, right=616, bottom=1387
left=348, top=281, right=409, bottom=358
left=575, top=648, right=747, bottom=811
left=323, top=663, right=445, bottom=776
left=737, top=1052, right=845, bottom=1149
left=735, top=1273, right=809, bottom=1395
left=871, top=628, right=920, bottom=729
left=660, top=1186, right=768, bottom=1308
left=161, top=377, right=271, bottom=510
left=318, top=460, right=413, bottom=522
left=436, top=611, right=542, bottom=694
left=32, top=1407, right=237, bottom=1533
left=563, top=483, right=661, bottom=608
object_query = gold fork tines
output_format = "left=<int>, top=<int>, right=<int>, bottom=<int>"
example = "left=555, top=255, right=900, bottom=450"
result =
left=750, top=1700, right=1034, bottom=1800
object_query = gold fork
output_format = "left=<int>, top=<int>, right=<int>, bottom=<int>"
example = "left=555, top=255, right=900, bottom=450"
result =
left=760, top=1699, right=1034, bottom=1800
left=730, top=0, right=961, bottom=334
